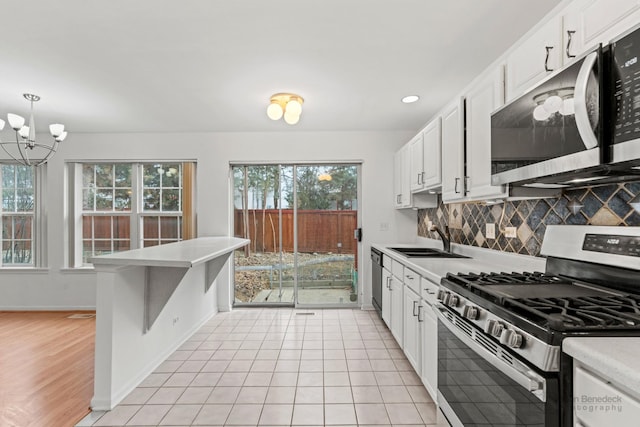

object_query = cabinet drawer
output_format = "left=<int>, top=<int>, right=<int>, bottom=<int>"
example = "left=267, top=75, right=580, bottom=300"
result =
left=403, top=267, right=420, bottom=294
left=382, top=254, right=393, bottom=270
left=391, top=259, right=404, bottom=280
left=421, top=278, right=439, bottom=305
left=574, top=365, right=640, bottom=426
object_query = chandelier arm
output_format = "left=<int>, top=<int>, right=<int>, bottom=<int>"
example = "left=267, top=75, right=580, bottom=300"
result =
left=34, top=139, right=59, bottom=165
left=14, top=131, right=33, bottom=166
left=0, top=139, right=29, bottom=166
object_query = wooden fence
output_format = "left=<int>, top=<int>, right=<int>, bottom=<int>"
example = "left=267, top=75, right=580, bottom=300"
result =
left=234, top=209, right=357, bottom=254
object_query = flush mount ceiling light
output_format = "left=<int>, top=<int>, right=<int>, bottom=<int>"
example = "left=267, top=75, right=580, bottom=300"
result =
left=0, top=93, right=67, bottom=167
left=267, top=93, right=304, bottom=125
left=532, top=88, right=574, bottom=121
left=401, top=95, right=420, bottom=104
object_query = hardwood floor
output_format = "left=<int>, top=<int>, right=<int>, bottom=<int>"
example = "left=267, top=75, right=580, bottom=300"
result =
left=0, top=311, right=96, bottom=427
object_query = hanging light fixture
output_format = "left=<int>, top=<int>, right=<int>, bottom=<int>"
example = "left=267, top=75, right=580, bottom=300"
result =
left=266, top=93, right=304, bottom=125
left=0, top=93, right=67, bottom=166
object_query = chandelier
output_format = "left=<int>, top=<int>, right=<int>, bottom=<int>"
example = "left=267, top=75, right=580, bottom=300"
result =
left=266, top=93, right=304, bottom=125
left=0, top=93, right=67, bottom=166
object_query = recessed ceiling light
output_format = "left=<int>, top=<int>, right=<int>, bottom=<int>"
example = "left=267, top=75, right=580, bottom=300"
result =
left=401, top=95, right=420, bottom=104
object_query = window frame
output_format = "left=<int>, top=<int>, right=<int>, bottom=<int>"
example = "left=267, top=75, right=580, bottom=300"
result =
left=68, top=161, right=192, bottom=267
left=0, top=163, right=46, bottom=268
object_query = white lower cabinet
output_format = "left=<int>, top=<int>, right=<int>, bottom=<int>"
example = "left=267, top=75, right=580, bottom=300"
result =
left=383, top=254, right=440, bottom=404
left=389, top=276, right=404, bottom=347
left=381, top=267, right=392, bottom=328
left=403, top=286, right=421, bottom=374
left=420, top=300, right=438, bottom=401
left=573, top=363, right=640, bottom=426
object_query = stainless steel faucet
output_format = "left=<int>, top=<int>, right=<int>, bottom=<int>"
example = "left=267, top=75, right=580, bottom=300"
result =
left=430, top=224, right=451, bottom=253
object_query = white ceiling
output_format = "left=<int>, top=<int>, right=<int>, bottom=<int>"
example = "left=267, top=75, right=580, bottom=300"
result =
left=0, top=0, right=560, bottom=134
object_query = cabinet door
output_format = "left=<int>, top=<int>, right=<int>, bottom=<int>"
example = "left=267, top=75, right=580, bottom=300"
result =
left=403, top=286, right=421, bottom=374
left=465, top=67, right=508, bottom=201
left=506, top=15, right=563, bottom=101
left=400, top=144, right=412, bottom=207
left=441, top=98, right=466, bottom=202
left=574, top=365, right=640, bottom=426
left=390, top=278, right=404, bottom=347
left=421, top=117, right=442, bottom=189
left=420, top=301, right=437, bottom=401
left=563, top=0, right=640, bottom=62
left=409, top=134, right=424, bottom=192
left=382, top=268, right=392, bottom=327
left=393, top=149, right=403, bottom=208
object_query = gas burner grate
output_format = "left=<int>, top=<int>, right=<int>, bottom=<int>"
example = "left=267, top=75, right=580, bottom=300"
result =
left=507, top=295, right=640, bottom=331
left=445, top=271, right=573, bottom=288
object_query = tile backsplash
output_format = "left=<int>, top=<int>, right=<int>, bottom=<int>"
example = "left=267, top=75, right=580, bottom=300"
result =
left=418, top=181, right=640, bottom=257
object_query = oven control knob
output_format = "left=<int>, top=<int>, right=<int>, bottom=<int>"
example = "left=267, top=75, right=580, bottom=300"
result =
left=437, top=290, right=448, bottom=302
left=448, top=295, right=459, bottom=307
left=484, top=320, right=504, bottom=337
left=463, top=305, right=479, bottom=320
left=500, top=329, right=524, bottom=348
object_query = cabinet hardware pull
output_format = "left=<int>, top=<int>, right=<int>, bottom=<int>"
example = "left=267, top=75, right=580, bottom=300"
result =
left=544, top=46, right=554, bottom=72
left=406, top=275, right=414, bottom=280
left=417, top=173, right=422, bottom=185
left=454, top=177, right=460, bottom=194
left=424, top=289, right=435, bottom=295
left=464, top=176, right=470, bottom=195
left=421, top=172, right=425, bottom=184
left=413, top=300, right=418, bottom=316
left=566, top=30, right=576, bottom=59
left=417, top=305, right=424, bottom=322
left=386, top=277, right=391, bottom=289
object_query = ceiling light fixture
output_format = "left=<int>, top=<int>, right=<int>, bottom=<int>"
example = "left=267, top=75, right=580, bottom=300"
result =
left=0, top=93, right=67, bottom=167
left=401, top=95, right=420, bottom=104
left=267, top=93, right=304, bottom=125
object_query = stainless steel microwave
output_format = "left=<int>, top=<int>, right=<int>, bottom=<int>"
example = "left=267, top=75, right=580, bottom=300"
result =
left=491, top=46, right=604, bottom=187
left=610, top=23, right=640, bottom=167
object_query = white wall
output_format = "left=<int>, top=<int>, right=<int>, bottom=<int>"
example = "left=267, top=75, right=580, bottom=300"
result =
left=0, top=130, right=417, bottom=309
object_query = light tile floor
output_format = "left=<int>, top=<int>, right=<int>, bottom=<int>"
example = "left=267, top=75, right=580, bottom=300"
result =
left=83, top=308, right=449, bottom=427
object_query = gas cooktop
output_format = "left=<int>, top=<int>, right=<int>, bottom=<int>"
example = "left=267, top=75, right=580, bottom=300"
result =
left=443, top=270, right=640, bottom=332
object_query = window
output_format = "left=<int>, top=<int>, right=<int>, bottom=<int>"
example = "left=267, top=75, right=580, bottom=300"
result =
left=1, top=165, right=35, bottom=266
left=71, top=162, right=196, bottom=266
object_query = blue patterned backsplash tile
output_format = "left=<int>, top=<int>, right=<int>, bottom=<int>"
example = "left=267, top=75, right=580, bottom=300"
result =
left=417, top=182, right=640, bottom=257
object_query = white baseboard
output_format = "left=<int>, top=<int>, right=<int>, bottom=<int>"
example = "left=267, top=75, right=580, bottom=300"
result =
left=0, top=305, right=96, bottom=311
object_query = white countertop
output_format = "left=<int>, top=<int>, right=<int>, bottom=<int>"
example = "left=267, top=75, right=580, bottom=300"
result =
left=90, top=236, right=250, bottom=268
left=372, top=240, right=546, bottom=284
left=564, top=337, right=640, bottom=398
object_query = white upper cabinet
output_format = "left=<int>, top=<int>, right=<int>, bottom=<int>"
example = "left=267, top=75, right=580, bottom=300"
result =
left=441, top=98, right=466, bottom=202
left=506, top=15, right=563, bottom=101
left=393, top=147, right=407, bottom=208
left=420, top=118, right=442, bottom=190
left=409, top=133, right=425, bottom=192
left=563, top=0, right=640, bottom=61
left=410, top=118, right=442, bottom=193
left=465, top=67, right=509, bottom=201
left=394, top=140, right=438, bottom=209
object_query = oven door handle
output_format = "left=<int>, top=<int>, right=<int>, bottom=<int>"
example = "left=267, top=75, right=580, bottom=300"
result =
left=435, top=305, right=547, bottom=402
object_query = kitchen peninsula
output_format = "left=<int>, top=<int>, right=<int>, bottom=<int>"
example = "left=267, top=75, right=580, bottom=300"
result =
left=89, top=236, right=249, bottom=410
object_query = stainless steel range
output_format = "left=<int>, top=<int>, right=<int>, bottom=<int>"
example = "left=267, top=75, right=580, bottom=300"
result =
left=435, top=225, right=640, bottom=427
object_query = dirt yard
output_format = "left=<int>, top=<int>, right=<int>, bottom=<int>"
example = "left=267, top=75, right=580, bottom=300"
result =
left=233, top=251, right=354, bottom=302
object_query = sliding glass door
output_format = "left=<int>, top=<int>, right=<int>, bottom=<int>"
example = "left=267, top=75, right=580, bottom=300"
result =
left=232, top=163, right=360, bottom=307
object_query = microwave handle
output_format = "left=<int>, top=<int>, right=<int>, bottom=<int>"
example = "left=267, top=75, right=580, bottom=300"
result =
left=574, top=51, right=599, bottom=150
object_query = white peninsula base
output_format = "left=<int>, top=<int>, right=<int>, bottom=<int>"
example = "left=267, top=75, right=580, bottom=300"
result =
left=90, top=237, right=249, bottom=410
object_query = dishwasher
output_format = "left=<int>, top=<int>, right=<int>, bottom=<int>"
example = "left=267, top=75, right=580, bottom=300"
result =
left=370, top=247, right=383, bottom=318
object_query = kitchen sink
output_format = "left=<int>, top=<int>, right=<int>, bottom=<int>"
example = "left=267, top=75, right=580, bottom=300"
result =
left=389, top=247, right=470, bottom=259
